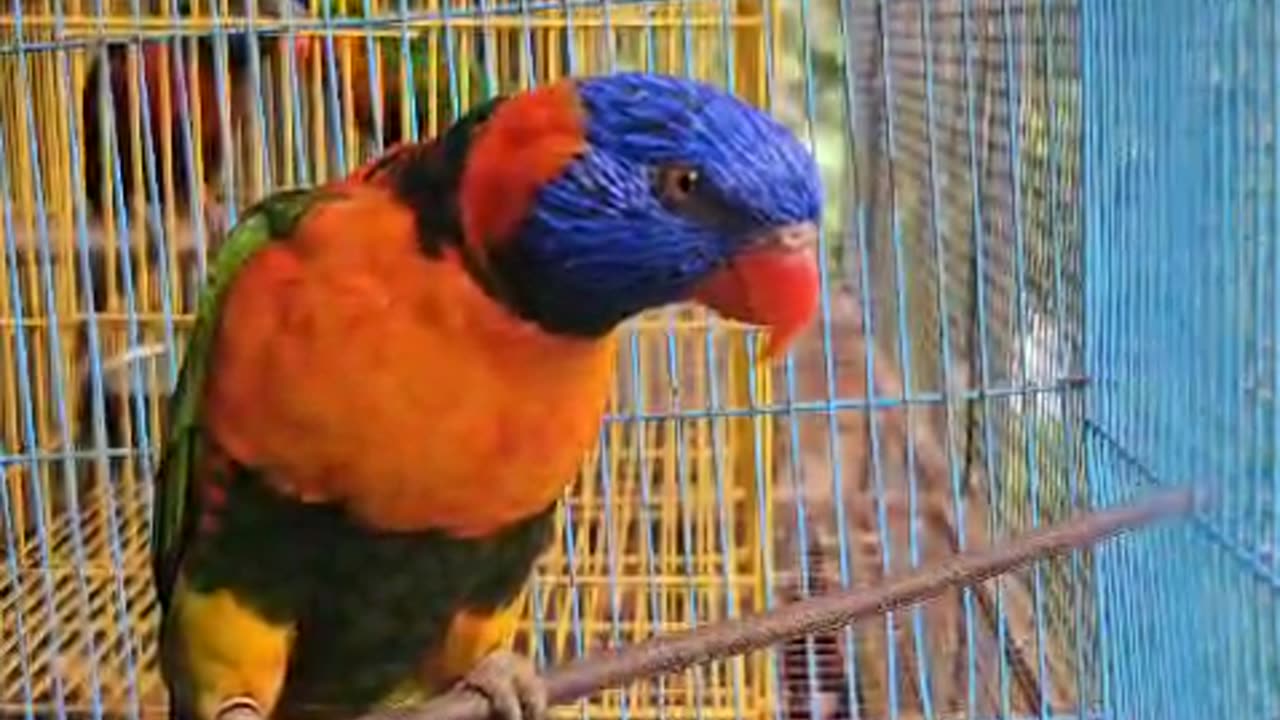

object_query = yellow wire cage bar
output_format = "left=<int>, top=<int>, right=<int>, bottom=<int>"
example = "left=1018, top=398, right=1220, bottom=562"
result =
left=0, top=1, right=787, bottom=718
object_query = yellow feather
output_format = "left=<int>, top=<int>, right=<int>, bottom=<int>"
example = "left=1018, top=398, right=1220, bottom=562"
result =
left=166, top=580, right=296, bottom=720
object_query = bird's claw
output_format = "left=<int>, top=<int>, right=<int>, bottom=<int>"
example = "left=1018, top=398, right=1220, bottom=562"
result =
left=214, top=696, right=263, bottom=720
left=457, top=650, right=547, bottom=720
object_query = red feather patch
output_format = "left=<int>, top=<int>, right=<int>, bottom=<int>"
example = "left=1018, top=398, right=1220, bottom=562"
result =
left=459, top=80, right=588, bottom=252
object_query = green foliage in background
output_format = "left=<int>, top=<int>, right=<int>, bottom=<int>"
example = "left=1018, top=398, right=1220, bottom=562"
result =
left=774, top=2, right=856, bottom=283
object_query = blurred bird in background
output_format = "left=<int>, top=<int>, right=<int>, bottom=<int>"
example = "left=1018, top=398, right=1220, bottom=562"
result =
left=335, top=15, right=494, bottom=151
left=80, top=0, right=314, bottom=245
left=74, top=0, right=314, bottom=491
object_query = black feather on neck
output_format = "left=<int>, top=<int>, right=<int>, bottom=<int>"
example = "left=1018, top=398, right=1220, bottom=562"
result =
left=365, top=94, right=618, bottom=340
left=362, top=95, right=547, bottom=319
left=368, top=95, right=628, bottom=339
left=366, top=95, right=506, bottom=256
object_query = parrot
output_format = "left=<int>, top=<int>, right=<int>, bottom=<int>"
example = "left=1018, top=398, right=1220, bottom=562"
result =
left=80, top=0, right=314, bottom=242
left=150, top=71, right=824, bottom=720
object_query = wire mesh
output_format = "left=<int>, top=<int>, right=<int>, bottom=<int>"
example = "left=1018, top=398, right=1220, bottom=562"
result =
left=781, top=0, right=1090, bottom=716
left=0, top=3, right=785, bottom=718
left=1080, top=0, right=1280, bottom=717
left=0, top=0, right=1275, bottom=719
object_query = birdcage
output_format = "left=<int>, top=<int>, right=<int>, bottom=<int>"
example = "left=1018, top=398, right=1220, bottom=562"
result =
left=0, top=1, right=786, bottom=718
left=2, top=0, right=1278, bottom=720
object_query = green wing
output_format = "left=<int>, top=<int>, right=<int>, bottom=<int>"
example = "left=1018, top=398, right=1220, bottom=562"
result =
left=149, top=187, right=327, bottom=611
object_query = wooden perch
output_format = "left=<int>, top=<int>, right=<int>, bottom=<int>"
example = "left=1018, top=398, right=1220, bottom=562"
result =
left=355, top=488, right=1197, bottom=720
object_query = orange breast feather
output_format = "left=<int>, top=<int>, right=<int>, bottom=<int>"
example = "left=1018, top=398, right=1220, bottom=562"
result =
left=203, top=186, right=616, bottom=537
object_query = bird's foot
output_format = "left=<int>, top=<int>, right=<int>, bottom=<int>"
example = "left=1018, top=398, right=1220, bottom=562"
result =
left=214, top=696, right=263, bottom=720
left=457, top=650, right=547, bottom=720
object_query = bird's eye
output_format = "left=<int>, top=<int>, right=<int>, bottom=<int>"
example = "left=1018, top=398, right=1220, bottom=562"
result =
left=655, top=165, right=701, bottom=206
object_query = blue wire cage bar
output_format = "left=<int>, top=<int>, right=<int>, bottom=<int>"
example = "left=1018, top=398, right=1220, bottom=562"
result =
left=1080, top=0, right=1280, bottom=717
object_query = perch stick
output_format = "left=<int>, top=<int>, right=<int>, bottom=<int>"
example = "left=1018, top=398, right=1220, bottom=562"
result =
left=353, top=487, right=1196, bottom=720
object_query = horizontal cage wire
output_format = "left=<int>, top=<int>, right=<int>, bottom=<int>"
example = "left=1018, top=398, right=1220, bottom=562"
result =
left=0, top=1, right=1274, bottom=720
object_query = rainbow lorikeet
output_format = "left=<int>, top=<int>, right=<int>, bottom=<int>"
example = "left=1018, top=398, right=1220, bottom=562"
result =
left=151, top=72, right=824, bottom=720
left=81, top=0, right=313, bottom=241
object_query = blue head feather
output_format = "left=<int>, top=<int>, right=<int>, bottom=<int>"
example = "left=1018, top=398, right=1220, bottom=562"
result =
left=488, top=72, right=823, bottom=337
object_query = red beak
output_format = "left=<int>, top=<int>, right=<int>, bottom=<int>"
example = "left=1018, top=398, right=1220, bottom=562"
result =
left=691, top=221, right=821, bottom=360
